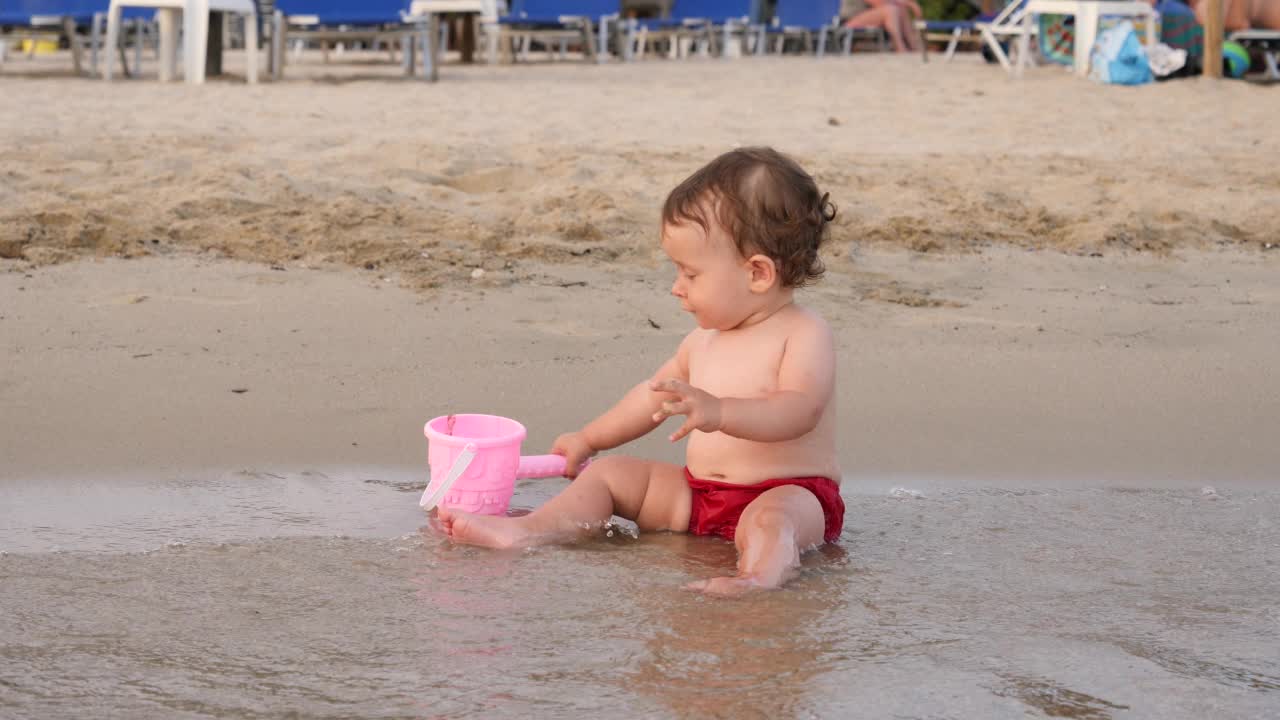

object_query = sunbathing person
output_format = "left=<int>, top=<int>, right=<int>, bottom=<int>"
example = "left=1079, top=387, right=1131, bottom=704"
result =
left=843, top=0, right=924, bottom=53
left=1191, top=0, right=1280, bottom=31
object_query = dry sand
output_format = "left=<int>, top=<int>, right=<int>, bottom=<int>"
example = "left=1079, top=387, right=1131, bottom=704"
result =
left=1, top=52, right=1278, bottom=485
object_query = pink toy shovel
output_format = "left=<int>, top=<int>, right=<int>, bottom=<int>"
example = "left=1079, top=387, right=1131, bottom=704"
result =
left=421, top=414, right=576, bottom=516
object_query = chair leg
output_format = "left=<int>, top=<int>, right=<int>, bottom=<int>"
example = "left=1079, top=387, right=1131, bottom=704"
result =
left=183, top=0, right=209, bottom=84
left=595, top=15, right=609, bottom=62
left=90, top=12, right=104, bottom=75
left=59, top=17, right=83, bottom=75
left=104, top=3, right=123, bottom=80
left=244, top=11, right=257, bottom=83
left=272, top=11, right=286, bottom=79
left=132, top=18, right=143, bottom=75
left=980, top=26, right=1011, bottom=72
left=117, top=35, right=131, bottom=77
left=944, top=27, right=960, bottom=61
left=1265, top=51, right=1279, bottom=80
left=582, top=19, right=595, bottom=62
left=157, top=7, right=178, bottom=81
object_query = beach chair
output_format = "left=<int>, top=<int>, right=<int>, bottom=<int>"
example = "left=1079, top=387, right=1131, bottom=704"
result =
left=269, top=0, right=413, bottom=78
left=1230, top=28, right=1280, bottom=80
left=103, top=0, right=258, bottom=83
left=0, top=0, right=147, bottom=75
left=760, top=0, right=884, bottom=56
left=915, top=0, right=1029, bottom=68
left=490, top=0, right=617, bottom=62
left=624, top=0, right=759, bottom=60
left=762, top=0, right=836, bottom=55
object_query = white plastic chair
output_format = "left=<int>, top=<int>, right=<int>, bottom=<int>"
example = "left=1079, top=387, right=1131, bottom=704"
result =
left=104, top=0, right=257, bottom=83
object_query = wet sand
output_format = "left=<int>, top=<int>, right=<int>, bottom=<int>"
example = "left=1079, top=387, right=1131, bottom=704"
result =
left=2, top=251, right=1277, bottom=483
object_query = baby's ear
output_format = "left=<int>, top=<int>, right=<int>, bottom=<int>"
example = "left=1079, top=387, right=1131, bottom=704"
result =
left=746, top=254, right=779, bottom=292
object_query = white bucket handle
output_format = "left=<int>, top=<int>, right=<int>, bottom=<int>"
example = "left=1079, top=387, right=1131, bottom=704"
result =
left=420, top=442, right=477, bottom=512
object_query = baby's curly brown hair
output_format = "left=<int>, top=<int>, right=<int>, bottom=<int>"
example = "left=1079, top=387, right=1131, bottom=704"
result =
left=662, top=147, right=835, bottom=288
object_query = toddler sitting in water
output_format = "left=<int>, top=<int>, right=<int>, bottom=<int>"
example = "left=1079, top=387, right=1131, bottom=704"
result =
left=440, top=147, right=844, bottom=595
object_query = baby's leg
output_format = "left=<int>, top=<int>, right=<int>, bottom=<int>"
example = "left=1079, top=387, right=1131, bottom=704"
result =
left=687, top=485, right=825, bottom=596
left=439, top=456, right=690, bottom=549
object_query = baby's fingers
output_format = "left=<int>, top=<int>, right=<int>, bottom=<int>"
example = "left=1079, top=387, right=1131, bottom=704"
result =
left=649, top=378, right=691, bottom=396
left=652, top=400, right=690, bottom=424
left=669, top=418, right=697, bottom=443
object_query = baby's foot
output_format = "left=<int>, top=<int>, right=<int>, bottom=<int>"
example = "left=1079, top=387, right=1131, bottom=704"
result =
left=437, top=507, right=533, bottom=549
left=684, top=575, right=771, bottom=597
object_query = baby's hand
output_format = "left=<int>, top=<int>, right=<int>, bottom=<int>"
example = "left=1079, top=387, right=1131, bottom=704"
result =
left=550, top=431, right=594, bottom=479
left=649, top=379, right=723, bottom=442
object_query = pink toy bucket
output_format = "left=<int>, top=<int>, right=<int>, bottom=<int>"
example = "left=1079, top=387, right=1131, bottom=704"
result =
left=421, top=414, right=571, bottom=515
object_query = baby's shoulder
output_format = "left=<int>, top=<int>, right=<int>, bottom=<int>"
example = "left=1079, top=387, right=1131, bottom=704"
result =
left=780, top=304, right=833, bottom=339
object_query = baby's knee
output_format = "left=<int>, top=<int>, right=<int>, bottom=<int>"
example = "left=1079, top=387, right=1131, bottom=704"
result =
left=739, top=503, right=797, bottom=536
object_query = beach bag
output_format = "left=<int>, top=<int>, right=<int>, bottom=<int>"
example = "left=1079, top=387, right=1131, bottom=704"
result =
left=1088, top=21, right=1153, bottom=84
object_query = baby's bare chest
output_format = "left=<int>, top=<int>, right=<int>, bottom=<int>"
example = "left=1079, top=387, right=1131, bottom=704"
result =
left=688, top=335, right=786, bottom=397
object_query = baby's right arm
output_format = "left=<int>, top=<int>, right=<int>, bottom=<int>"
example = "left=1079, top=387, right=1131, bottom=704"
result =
left=552, top=333, right=695, bottom=476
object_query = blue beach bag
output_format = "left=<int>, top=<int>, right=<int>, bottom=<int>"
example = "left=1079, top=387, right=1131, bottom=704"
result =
left=1088, top=21, right=1153, bottom=85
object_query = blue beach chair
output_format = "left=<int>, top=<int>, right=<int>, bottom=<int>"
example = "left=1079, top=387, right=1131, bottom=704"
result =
left=763, top=0, right=882, bottom=56
left=625, top=0, right=759, bottom=59
left=491, top=0, right=618, bottom=62
left=0, top=0, right=149, bottom=75
left=270, top=0, right=414, bottom=75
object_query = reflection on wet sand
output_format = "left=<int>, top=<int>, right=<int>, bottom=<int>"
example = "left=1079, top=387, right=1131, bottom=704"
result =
left=621, top=536, right=856, bottom=718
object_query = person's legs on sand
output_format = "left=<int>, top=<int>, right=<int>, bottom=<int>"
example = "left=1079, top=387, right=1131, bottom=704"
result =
left=439, top=456, right=691, bottom=548
left=686, top=485, right=827, bottom=596
left=846, top=7, right=910, bottom=52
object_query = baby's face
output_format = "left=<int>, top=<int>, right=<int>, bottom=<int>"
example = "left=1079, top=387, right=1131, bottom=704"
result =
left=661, top=217, right=754, bottom=330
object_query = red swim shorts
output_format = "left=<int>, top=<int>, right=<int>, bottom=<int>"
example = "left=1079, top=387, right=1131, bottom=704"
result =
left=684, top=469, right=845, bottom=544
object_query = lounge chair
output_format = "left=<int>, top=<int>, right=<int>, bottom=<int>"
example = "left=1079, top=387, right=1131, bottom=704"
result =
left=1229, top=28, right=1280, bottom=80
left=914, top=0, right=1029, bottom=69
left=625, top=0, right=759, bottom=60
left=490, top=0, right=617, bottom=63
left=269, top=0, right=414, bottom=79
left=0, top=0, right=146, bottom=75
left=762, top=0, right=836, bottom=55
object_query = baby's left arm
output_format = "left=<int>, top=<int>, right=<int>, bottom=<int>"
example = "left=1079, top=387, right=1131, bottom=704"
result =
left=651, top=318, right=835, bottom=443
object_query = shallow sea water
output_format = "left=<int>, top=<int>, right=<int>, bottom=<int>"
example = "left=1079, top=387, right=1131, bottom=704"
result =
left=2, top=470, right=1278, bottom=719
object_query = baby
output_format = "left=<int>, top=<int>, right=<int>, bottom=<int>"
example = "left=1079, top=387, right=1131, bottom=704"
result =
left=440, top=147, right=843, bottom=595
